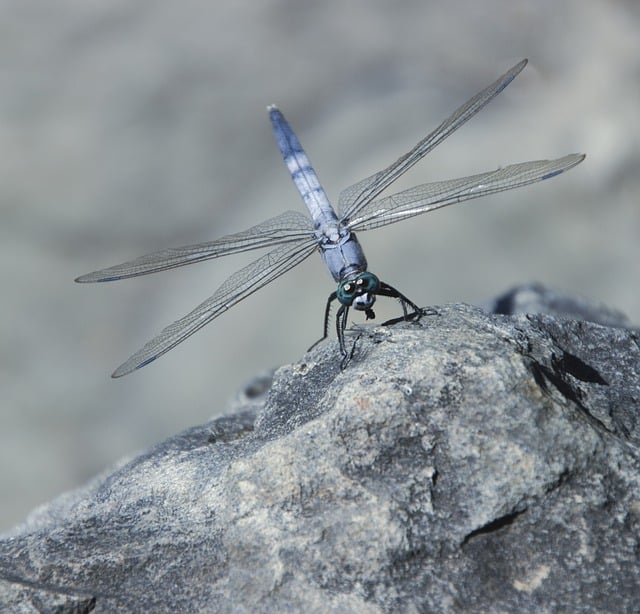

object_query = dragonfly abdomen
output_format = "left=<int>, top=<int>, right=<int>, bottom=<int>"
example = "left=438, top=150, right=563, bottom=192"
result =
left=269, top=105, right=338, bottom=226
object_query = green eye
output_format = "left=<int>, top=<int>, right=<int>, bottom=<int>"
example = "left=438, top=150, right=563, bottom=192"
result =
left=359, top=272, right=380, bottom=292
left=337, top=281, right=356, bottom=305
left=336, top=273, right=380, bottom=306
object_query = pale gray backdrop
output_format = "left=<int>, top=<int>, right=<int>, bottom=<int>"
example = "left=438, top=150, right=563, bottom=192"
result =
left=1, top=0, right=638, bottom=530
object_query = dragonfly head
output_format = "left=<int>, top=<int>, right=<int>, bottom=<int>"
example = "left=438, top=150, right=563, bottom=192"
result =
left=337, top=272, right=380, bottom=312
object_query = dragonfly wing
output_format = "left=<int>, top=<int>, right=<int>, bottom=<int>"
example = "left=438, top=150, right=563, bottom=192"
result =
left=347, top=154, right=585, bottom=231
left=111, top=237, right=318, bottom=377
left=75, top=210, right=314, bottom=282
left=338, top=59, right=528, bottom=221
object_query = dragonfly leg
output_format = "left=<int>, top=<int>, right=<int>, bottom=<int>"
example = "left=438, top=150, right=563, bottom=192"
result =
left=310, top=283, right=422, bottom=368
left=308, top=291, right=338, bottom=351
left=336, top=304, right=357, bottom=369
left=377, top=281, right=424, bottom=322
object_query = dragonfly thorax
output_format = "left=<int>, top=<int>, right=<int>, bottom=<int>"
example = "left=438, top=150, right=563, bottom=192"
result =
left=314, top=219, right=342, bottom=244
left=320, top=229, right=369, bottom=283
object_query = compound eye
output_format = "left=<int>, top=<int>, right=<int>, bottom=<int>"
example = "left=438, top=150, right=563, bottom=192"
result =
left=337, top=280, right=358, bottom=306
left=337, top=273, right=380, bottom=306
left=360, top=272, right=380, bottom=292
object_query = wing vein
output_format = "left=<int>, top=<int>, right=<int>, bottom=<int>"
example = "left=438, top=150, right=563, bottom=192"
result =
left=338, top=59, right=528, bottom=221
left=76, top=211, right=314, bottom=282
left=111, top=238, right=318, bottom=377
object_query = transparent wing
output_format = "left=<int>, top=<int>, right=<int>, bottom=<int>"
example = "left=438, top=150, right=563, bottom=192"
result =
left=75, top=210, right=314, bottom=282
left=347, top=154, right=585, bottom=232
left=338, top=59, right=528, bottom=221
left=111, top=237, right=318, bottom=377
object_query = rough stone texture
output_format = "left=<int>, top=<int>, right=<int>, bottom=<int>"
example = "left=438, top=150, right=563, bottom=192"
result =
left=1, top=285, right=639, bottom=613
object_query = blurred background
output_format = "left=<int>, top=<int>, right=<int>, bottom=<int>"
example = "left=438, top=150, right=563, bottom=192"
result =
left=1, top=0, right=638, bottom=531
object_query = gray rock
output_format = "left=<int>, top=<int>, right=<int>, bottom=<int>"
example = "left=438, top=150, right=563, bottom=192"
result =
left=1, top=285, right=639, bottom=613
left=487, top=282, right=631, bottom=327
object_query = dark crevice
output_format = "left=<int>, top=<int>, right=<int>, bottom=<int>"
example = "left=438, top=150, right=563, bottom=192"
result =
left=553, top=351, right=608, bottom=385
left=539, top=362, right=584, bottom=407
left=462, top=508, right=526, bottom=545
left=530, top=360, right=615, bottom=440
left=0, top=569, right=98, bottom=609
left=529, top=360, right=549, bottom=392
left=544, top=468, right=573, bottom=494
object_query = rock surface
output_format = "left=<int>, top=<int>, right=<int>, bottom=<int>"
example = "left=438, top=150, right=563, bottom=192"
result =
left=1, top=285, right=639, bottom=613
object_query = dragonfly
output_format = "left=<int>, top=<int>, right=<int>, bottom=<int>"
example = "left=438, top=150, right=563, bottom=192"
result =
left=76, top=58, right=585, bottom=377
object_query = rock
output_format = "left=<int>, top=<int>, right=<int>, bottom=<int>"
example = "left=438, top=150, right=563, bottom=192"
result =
left=1, top=285, right=639, bottom=613
left=487, top=282, right=631, bottom=326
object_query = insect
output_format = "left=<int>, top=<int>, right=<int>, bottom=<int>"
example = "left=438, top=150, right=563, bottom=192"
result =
left=76, top=59, right=584, bottom=377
